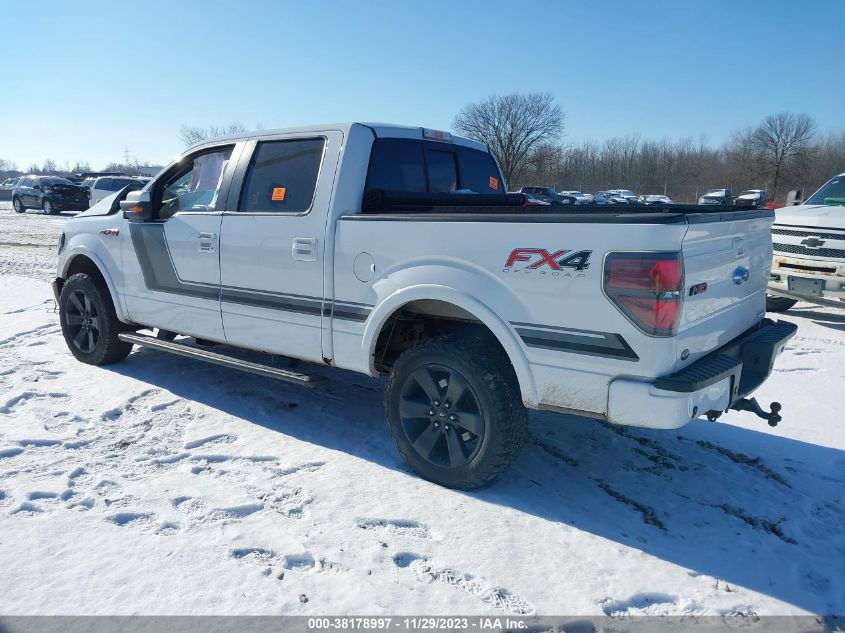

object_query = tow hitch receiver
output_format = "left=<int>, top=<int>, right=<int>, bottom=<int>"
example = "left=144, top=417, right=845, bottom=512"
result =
left=708, top=398, right=782, bottom=426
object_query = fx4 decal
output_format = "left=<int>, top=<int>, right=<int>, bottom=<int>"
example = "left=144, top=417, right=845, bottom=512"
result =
left=503, top=248, right=592, bottom=276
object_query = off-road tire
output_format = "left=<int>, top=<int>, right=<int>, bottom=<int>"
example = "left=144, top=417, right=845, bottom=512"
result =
left=385, top=333, right=528, bottom=489
left=59, top=273, right=133, bottom=365
left=766, top=295, right=798, bottom=313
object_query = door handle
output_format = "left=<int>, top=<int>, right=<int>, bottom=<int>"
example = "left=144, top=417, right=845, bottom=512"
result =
left=292, top=237, right=318, bottom=262
left=198, top=232, right=216, bottom=253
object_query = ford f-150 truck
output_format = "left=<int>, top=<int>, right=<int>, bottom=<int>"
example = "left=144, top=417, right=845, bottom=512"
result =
left=766, top=172, right=845, bottom=312
left=53, top=123, right=796, bottom=488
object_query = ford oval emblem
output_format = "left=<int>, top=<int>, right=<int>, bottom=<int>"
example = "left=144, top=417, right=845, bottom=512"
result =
left=733, top=266, right=750, bottom=285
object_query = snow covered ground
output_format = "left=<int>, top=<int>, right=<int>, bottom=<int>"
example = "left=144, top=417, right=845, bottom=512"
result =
left=0, top=202, right=843, bottom=616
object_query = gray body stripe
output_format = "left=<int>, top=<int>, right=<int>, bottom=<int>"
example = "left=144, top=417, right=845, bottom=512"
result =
left=128, top=222, right=371, bottom=322
left=129, top=223, right=219, bottom=299
left=221, top=288, right=323, bottom=316
left=512, top=322, right=638, bottom=361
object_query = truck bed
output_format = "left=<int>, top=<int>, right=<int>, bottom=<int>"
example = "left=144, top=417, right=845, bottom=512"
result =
left=357, top=190, right=774, bottom=224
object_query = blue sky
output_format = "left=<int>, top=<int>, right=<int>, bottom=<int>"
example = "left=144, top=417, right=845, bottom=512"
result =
left=1, top=0, right=842, bottom=169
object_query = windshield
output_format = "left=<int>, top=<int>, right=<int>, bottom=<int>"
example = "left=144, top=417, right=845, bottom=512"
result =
left=805, top=175, right=845, bottom=206
left=42, top=178, right=75, bottom=186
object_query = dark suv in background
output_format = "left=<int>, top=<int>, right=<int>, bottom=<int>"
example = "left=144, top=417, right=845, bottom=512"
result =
left=518, top=186, right=576, bottom=205
left=12, top=176, right=89, bottom=215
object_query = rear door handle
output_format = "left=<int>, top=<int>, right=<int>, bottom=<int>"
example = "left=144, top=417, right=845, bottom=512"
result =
left=292, top=237, right=318, bottom=262
left=198, top=232, right=216, bottom=253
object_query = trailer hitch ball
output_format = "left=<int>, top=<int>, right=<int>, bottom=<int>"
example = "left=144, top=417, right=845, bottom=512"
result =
left=729, top=397, right=783, bottom=427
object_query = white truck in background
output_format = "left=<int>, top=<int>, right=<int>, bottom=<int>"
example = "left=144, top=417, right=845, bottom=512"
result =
left=53, top=122, right=796, bottom=488
left=766, top=173, right=845, bottom=312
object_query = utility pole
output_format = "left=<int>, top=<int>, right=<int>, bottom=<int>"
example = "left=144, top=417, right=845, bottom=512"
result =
left=123, top=146, right=131, bottom=166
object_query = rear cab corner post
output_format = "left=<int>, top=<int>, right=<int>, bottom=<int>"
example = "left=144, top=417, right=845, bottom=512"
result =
left=361, top=293, right=540, bottom=408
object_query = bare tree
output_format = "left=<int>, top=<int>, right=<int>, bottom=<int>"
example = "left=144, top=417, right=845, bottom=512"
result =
left=178, top=123, right=251, bottom=147
left=453, top=92, right=564, bottom=184
left=751, top=112, right=816, bottom=199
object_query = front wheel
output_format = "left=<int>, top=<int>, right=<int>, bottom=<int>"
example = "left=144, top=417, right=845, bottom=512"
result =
left=12, top=197, right=25, bottom=213
left=59, top=273, right=133, bottom=365
left=43, top=199, right=57, bottom=215
left=766, top=295, right=798, bottom=313
left=385, top=334, right=527, bottom=489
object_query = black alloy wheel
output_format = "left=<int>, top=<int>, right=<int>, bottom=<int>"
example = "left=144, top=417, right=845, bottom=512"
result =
left=398, top=363, right=485, bottom=469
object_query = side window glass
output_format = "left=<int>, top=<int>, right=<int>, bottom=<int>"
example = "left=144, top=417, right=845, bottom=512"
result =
left=156, top=147, right=233, bottom=220
left=238, top=138, right=325, bottom=214
left=97, top=178, right=112, bottom=191
left=425, top=150, right=457, bottom=193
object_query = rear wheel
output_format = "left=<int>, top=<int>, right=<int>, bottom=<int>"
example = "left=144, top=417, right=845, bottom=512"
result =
left=766, top=295, right=798, bottom=313
left=385, top=334, right=527, bottom=489
left=12, top=197, right=25, bottom=213
left=59, top=273, right=133, bottom=365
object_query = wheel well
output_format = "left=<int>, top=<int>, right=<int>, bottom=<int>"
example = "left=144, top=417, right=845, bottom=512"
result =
left=65, top=255, right=107, bottom=288
left=373, top=300, right=512, bottom=374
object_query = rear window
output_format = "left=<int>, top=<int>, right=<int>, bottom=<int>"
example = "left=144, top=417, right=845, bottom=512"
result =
left=113, top=178, right=137, bottom=190
left=365, top=138, right=503, bottom=195
left=239, top=138, right=325, bottom=214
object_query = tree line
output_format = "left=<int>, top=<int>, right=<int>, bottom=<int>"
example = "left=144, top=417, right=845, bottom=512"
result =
left=454, top=93, right=843, bottom=203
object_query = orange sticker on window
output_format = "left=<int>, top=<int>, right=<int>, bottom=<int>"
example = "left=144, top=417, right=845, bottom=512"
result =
left=271, top=187, right=287, bottom=201
left=489, top=176, right=499, bottom=190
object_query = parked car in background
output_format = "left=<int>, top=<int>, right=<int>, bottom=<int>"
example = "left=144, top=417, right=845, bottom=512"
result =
left=641, top=194, right=673, bottom=205
left=595, top=191, right=629, bottom=204
left=734, top=189, right=768, bottom=208
left=607, top=189, right=638, bottom=203
left=766, top=172, right=845, bottom=312
left=520, top=193, right=551, bottom=206
left=518, top=186, right=576, bottom=205
left=559, top=190, right=590, bottom=204
left=88, top=176, right=147, bottom=207
left=699, top=188, right=732, bottom=205
left=12, top=176, right=88, bottom=214
left=0, top=177, right=21, bottom=201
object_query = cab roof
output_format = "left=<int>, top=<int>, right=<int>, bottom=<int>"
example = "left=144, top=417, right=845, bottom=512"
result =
left=189, top=122, right=489, bottom=153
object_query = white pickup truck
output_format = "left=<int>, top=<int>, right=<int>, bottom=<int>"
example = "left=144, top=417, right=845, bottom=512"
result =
left=766, top=172, right=845, bottom=311
left=53, top=123, right=796, bottom=488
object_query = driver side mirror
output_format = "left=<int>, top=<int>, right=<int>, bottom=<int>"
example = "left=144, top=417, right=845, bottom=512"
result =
left=121, top=190, right=154, bottom=221
left=33, top=184, right=42, bottom=191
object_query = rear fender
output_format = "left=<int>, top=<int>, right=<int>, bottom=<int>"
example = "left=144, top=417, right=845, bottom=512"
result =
left=362, top=283, right=539, bottom=408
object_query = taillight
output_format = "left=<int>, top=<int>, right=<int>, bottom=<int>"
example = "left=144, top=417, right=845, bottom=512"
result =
left=604, top=252, right=683, bottom=336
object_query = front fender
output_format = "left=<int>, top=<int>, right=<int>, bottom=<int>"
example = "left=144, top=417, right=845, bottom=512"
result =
left=60, top=241, right=129, bottom=323
left=362, top=282, right=539, bottom=408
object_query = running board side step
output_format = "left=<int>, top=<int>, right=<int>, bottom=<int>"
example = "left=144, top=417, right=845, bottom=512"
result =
left=118, top=332, right=327, bottom=388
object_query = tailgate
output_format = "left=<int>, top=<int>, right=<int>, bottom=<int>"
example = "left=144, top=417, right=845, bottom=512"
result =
left=678, top=214, right=773, bottom=336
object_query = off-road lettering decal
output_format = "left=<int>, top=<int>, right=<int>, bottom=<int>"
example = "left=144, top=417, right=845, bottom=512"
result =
left=504, top=248, right=592, bottom=274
